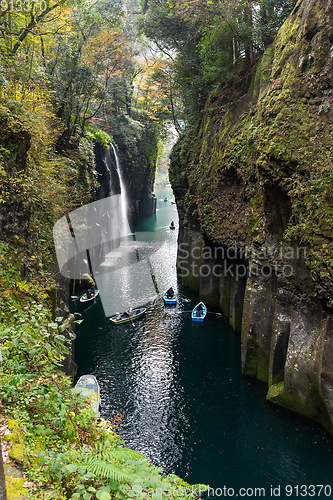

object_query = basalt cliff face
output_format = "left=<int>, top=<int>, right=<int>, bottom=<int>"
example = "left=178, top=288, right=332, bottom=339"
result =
left=170, top=0, right=333, bottom=433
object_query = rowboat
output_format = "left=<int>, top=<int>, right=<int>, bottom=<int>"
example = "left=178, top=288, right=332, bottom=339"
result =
left=110, top=308, right=146, bottom=324
left=74, top=374, right=101, bottom=417
left=171, top=201, right=176, bottom=204
left=192, top=302, right=207, bottom=322
left=164, top=197, right=168, bottom=202
left=80, top=289, right=100, bottom=303
left=163, top=292, right=177, bottom=305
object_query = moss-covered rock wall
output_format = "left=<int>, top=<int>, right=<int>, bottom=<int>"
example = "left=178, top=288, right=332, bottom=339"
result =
left=0, top=103, right=31, bottom=244
left=170, top=0, right=333, bottom=434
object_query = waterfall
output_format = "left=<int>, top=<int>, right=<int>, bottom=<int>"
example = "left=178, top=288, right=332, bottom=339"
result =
left=53, top=140, right=167, bottom=316
left=110, top=143, right=131, bottom=239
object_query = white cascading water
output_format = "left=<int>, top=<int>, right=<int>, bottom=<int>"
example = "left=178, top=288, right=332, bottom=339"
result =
left=110, top=143, right=131, bottom=239
left=93, top=142, right=172, bottom=316
left=54, top=140, right=168, bottom=316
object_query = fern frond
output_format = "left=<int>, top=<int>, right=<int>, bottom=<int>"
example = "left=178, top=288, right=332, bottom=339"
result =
left=85, top=442, right=145, bottom=464
left=81, top=457, right=132, bottom=481
left=121, top=448, right=146, bottom=460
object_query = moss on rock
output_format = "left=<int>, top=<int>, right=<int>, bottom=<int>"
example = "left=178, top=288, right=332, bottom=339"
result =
left=4, top=464, right=26, bottom=500
left=5, top=420, right=25, bottom=466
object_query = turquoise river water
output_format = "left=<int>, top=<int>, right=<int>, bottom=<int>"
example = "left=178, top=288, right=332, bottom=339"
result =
left=74, top=187, right=333, bottom=498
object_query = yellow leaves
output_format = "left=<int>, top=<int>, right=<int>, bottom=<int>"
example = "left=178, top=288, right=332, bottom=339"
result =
left=131, top=55, right=178, bottom=120
left=61, top=4, right=75, bottom=22
left=16, top=280, right=31, bottom=294
left=4, top=77, right=57, bottom=160
left=82, top=29, right=125, bottom=66
left=0, top=164, right=6, bottom=176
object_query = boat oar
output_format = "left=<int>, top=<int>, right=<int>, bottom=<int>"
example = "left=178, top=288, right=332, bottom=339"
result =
left=179, top=294, right=191, bottom=302
left=71, top=295, right=80, bottom=300
left=181, top=310, right=223, bottom=316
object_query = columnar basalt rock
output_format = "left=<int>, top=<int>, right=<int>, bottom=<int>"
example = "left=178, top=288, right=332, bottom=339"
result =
left=170, top=0, right=333, bottom=433
left=177, top=227, right=247, bottom=333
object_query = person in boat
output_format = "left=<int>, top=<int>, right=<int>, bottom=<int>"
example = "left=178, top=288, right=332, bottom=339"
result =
left=121, top=308, right=133, bottom=319
left=86, top=284, right=95, bottom=299
left=170, top=221, right=174, bottom=227
left=196, top=303, right=203, bottom=317
left=115, top=312, right=121, bottom=321
left=166, top=287, right=174, bottom=299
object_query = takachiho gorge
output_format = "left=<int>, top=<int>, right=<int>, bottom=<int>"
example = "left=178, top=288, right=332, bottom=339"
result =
left=73, top=186, right=333, bottom=495
left=2, top=0, right=333, bottom=497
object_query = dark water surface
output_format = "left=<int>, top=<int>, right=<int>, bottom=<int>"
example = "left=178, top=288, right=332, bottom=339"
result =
left=74, top=188, right=333, bottom=496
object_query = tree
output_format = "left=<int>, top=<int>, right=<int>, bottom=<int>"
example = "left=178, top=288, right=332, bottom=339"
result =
left=137, top=0, right=205, bottom=120
left=138, top=0, right=297, bottom=122
left=133, top=54, right=184, bottom=132
left=0, top=0, right=72, bottom=55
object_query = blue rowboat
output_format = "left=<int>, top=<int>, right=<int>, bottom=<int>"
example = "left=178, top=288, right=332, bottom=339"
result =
left=192, top=302, right=207, bottom=322
left=163, top=292, right=177, bottom=305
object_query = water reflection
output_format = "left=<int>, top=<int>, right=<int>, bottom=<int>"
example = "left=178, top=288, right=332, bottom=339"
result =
left=96, top=222, right=178, bottom=316
left=112, top=301, right=184, bottom=471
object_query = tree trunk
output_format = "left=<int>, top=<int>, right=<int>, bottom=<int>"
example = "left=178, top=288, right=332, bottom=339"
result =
left=245, top=44, right=254, bottom=65
left=125, top=87, right=132, bottom=116
left=227, top=36, right=233, bottom=65
left=260, top=3, right=275, bottom=48
left=244, top=1, right=254, bottom=65
left=234, top=38, right=239, bottom=64
left=0, top=440, right=7, bottom=500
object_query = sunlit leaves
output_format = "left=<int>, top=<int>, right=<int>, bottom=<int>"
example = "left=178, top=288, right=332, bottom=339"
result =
left=133, top=56, right=184, bottom=130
